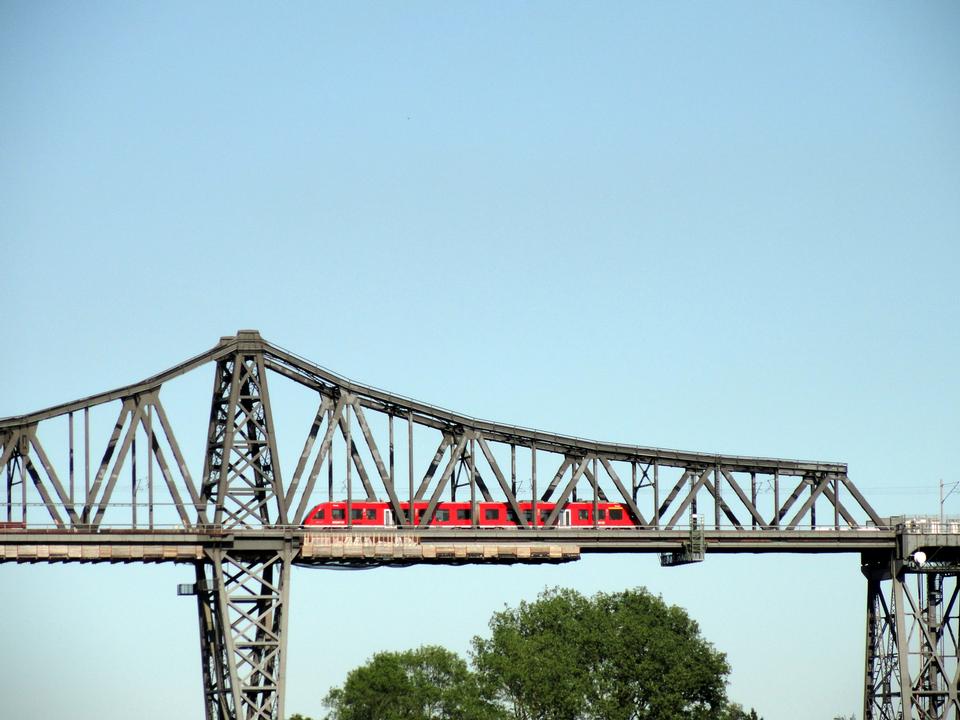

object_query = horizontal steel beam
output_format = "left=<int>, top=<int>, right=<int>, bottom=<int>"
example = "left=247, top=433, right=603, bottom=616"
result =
left=0, top=528, right=898, bottom=561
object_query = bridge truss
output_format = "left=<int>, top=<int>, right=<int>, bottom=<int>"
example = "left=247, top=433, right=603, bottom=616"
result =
left=0, top=330, right=952, bottom=719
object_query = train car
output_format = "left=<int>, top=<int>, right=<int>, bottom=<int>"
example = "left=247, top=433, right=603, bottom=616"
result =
left=303, top=500, right=635, bottom=528
left=304, top=501, right=395, bottom=527
left=565, top=502, right=634, bottom=528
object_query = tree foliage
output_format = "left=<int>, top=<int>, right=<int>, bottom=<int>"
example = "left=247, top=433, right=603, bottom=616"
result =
left=322, top=644, right=505, bottom=720
left=471, top=587, right=735, bottom=720
left=320, top=587, right=760, bottom=720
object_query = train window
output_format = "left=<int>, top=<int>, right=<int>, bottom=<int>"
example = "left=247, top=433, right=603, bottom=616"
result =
left=365, top=509, right=376, bottom=520
left=609, top=509, right=623, bottom=521
left=314, top=509, right=325, bottom=520
left=597, top=509, right=606, bottom=520
left=456, top=509, right=471, bottom=520
left=332, top=508, right=345, bottom=520
left=351, top=509, right=363, bottom=520
left=436, top=509, right=450, bottom=521
left=539, top=510, right=551, bottom=522
left=578, top=509, right=589, bottom=521
left=484, top=509, right=499, bottom=520
left=523, top=511, right=535, bottom=523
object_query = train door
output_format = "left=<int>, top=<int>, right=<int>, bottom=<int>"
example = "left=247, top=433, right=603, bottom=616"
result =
left=384, top=509, right=394, bottom=527
left=561, top=509, right=571, bottom=527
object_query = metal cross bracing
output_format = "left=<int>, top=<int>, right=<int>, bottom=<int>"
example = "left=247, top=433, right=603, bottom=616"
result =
left=863, top=522, right=960, bottom=720
left=0, top=329, right=944, bottom=718
left=0, top=330, right=887, bottom=541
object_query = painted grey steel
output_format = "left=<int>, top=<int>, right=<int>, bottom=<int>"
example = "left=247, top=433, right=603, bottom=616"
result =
left=194, top=345, right=292, bottom=720
left=0, top=330, right=941, bottom=718
left=863, top=520, right=960, bottom=720
left=194, top=548, right=293, bottom=720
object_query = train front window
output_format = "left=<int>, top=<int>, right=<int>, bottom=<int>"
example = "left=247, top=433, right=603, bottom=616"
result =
left=313, top=509, right=325, bottom=521
left=609, top=509, right=623, bottom=521
left=332, top=508, right=345, bottom=520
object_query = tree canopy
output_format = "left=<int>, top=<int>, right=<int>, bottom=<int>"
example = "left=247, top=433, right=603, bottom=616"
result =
left=320, top=587, right=758, bottom=720
left=322, top=644, right=504, bottom=720
left=472, top=587, right=733, bottom=720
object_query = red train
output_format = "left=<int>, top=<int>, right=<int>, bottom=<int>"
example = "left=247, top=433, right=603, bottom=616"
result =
left=304, top=501, right=634, bottom=528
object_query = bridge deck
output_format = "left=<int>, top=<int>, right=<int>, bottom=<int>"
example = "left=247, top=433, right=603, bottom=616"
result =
left=0, top=527, right=897, bottom=564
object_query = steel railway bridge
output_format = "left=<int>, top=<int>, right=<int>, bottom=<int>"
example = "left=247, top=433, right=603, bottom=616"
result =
left=1, top=330, right=955, bottom=719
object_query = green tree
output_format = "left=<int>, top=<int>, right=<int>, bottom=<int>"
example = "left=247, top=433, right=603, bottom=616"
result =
left=471, top=587, right=736, bottom=720
left=720, top=705, right=761, bottom=720
left=322, top=644, right=505, bottom=720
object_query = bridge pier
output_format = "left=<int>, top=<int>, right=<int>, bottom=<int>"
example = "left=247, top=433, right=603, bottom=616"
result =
left=863, top=521, right=960, bottom=720
left=193, top=331, right=293, bottom=719
left=194, top=549, right=293, bottom=720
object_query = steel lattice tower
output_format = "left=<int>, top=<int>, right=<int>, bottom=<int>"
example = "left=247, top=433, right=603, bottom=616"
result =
left=863, top=527, right=960, bottom=720
left=196, top=333, right=291, bottom=720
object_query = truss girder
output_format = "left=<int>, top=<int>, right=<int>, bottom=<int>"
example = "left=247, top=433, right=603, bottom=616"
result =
left=0, top=392, right=204, bottom=530
left=0, top=330, right=893, bottom=720
left=864, top=556, right=960, bottom=720
left=1, top=330, right=883, bottom=534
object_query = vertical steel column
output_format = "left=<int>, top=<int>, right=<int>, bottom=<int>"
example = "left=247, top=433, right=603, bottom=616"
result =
left=196, top=548, right=293, bottom=720
left=469, top=435, right=477, bottom=528
left=68, top=412, right=74, bottom=503
left=592, top=457, right=598, bottom=529
left=84, top=407, right=90, bottom=524
left=773, top=470, right=780, bottom=527
left=863, top=550, right=960, bottom=720
left=407, top=412, right=414, bottom=525
left=196, top=560, right=237, bottom=720
left=531, top=444, right=536, bottom=529
left=328, top=405, right=334, bottom=503
left=197, top=332, right=292, bottom=720
left=388, top=415, right=395, bottom=521
left=653, top=462, right=659, bottom=528
left=147, top=405, right=154, bottom=529
left=345, top=401, right=352, bottom=528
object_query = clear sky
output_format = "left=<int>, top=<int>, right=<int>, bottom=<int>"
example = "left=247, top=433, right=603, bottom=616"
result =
left=1, top=2, right=958, bottom=719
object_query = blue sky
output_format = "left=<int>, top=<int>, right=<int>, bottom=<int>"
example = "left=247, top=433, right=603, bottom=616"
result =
left=1, top=2, right=958, bottom=718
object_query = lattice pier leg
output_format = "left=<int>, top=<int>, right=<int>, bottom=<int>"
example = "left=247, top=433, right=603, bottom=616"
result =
left=863, top=553, right=960, bottom=720
left=194, top=549, right=292, bottom=720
